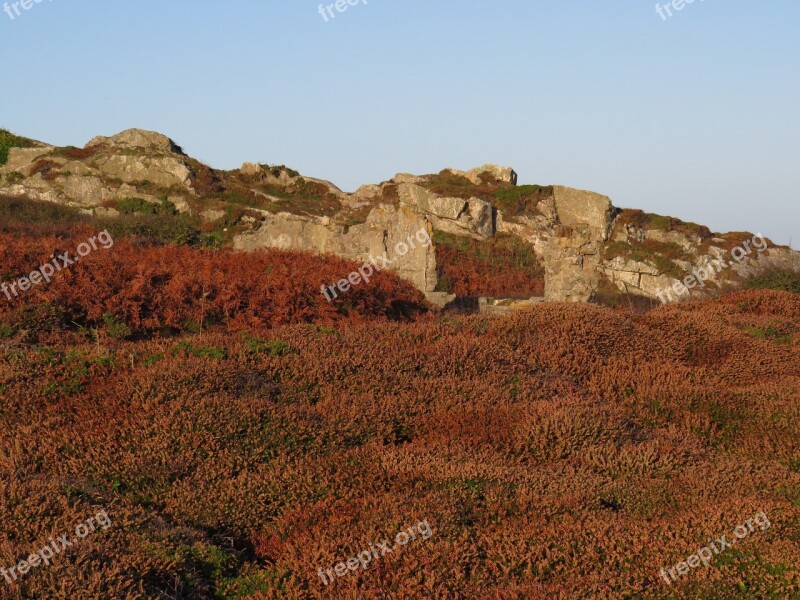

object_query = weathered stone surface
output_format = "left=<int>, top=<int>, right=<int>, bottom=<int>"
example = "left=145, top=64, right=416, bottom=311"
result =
left=393, top=173, right=424, bottom=185
left=543, top=227, right=598, bottom=302
left=398, top=183, right=494, bottom=238
left=169, top=196, right=191, bottom=214
left=644, top=229, right=701, bottom=253
left=234, top=203, right=437, bottom=292
left=733, top=247, right=800, bottom=279
left=466, top=164, right=518, bottom=185
left=340, top=204, right=437, bottom=292
left=86, top=128, right=182, bottom=154
left=0, top=183, right=63, bottom=204
left=240, top=162, right=262, bottom=176
left=60, top=160, right=94, bottom=177
left=425, top=292, right=457, bottom=309
left=0, top=147, right=54, bottom=173
left=352, top=184, right=382, bottom=200
left=93, top=206, right=120, bottom=218
left=552, top=186, right=615, bottom=242
left=538, top=189, right=617, bottom=302
left=601, top=257, right=679, bottom=297
left=233, top=212, right=340, bottom=254
left=60, top=175, right=116, bottom=206
left=201, top=209, right=226, bottom=223
left=94, top=155, right=192, bottom=189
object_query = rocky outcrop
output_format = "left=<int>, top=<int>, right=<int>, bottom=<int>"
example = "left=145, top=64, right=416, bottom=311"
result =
left=0, top=129, right=195, bottom=207
left=93, top=154, right=192, bottom=189
left=2, top=127, right=798, bottom=306
left=535, top=188, right=615, bottom=302
left=86, top=128, right=184, bottom=154
left=234, top=204, right=437, bottom=293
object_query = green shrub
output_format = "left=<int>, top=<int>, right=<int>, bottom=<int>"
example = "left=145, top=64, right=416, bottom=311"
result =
left=492, top=185, right=553, bottom=216
left=171, top=341, right=227, bottom=360
left=114, top=197, right=178, bottom=216
left=115, top=198, right=156, bottom=215
left=158, top=197, right=178, bottom=215
left=243, top=336, right=294, bottom=357
left=0, top=129, right=37, bottom=166
left=744, top=269, right=800, bottom=294
left=196, top=231, right=224, bottom=249
left=745, top=324, right=792, bottom=344
left=102, top=313, right=132, bottom=340
left=99, top=214, right=201, bottom=247
left=0, top=194, right=89, bottom=229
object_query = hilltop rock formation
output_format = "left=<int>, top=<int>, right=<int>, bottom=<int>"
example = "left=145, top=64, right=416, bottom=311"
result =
left=1, top=127, right=797, bottom=305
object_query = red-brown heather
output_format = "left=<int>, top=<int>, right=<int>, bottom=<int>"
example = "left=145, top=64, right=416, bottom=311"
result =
left=0, top=230, right=429, bottom=335
left=1, top=232, right=800, bottom=598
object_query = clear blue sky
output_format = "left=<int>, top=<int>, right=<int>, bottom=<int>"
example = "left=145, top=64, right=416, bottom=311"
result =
left=2, top=1, right=798, bottom=245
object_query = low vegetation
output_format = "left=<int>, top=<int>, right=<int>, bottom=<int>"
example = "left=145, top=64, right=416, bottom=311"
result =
left=745, top=268, right=800, bottom=294
left=433, top=230, right=545, bottom=297
left=604, top=239, right=689, bottom=279
left=615, top=208, right=712, bottom=239
left=0, top=194, right=89, bottom=233
left=0, top=230, right=429, bottom=342
left=0, top=128, right=37, bottom=166
left=492, top=184, right=553, bottom=217
left=590, top=275, right=662, bottom=313
left=0, top=288, right=798, bottom=598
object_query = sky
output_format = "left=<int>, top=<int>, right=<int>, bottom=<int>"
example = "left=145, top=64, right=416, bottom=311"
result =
left=1, top=0, right=798, bottom=245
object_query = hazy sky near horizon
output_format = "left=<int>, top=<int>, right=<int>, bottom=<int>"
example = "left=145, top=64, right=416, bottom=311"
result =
left=1, top=1, right=798, bottom=245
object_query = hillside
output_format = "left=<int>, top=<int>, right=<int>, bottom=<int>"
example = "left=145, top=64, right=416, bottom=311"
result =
left=2, top=128, right=798, bottom=310
left=1, top=285, right=799, bottom=598
left=2, top=127, right=800, bottom=599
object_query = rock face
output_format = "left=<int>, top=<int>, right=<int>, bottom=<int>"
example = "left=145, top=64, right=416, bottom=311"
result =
left=234, top=204, right=437, bottom=292
left=0, top=129, right=196, bottom=207
left=2, top=128, right=798, bottom=305
left=397, top=184, right=494, bottom=239
left=86, top=129, right=184, bottom=154
left=540, top=187, right=616, bottom=302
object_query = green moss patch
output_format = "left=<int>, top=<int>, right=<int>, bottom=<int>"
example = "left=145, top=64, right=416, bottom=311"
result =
left=615, top=209, right=712, bottom=239
left=0, top=129, right=37, bottom=166
left=604, top=240, right=689, bottom=279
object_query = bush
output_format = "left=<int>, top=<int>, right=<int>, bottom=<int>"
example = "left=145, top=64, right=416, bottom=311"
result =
left=98, top=213, right=202, bottom=247
left=492, top=184, right=553, bottom=217
left=0, top=195, right=89, bottom=233
left=114, top=197, right=178, bottom=216
left=0, top=128, right=36, bottom=166
left=102, top=313, right=132, bottom=340
left=9, top=303, right=64, bottom=335
left=0, top=230, right=429, bottom=338
left=745, top=269, right=800, bottom=294
left=433, top=231, right=544, bottom=297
